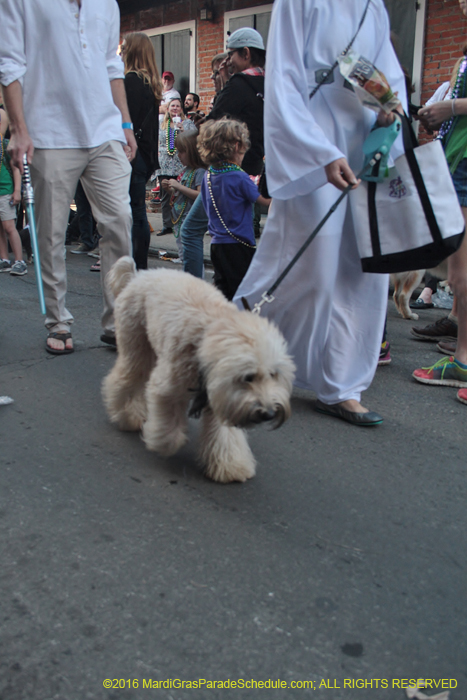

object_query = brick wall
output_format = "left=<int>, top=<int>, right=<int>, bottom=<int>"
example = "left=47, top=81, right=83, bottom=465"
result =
left=422, top=0, right=467, bottom=104
left=120, top=0, right=272, bottom=111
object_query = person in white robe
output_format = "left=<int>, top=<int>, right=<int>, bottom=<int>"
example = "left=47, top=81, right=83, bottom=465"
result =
left=234, top=0, right=407, bottom=425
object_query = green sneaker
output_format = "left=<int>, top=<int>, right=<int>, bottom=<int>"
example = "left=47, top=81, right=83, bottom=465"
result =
left=413, top=355, right=467, bottom=387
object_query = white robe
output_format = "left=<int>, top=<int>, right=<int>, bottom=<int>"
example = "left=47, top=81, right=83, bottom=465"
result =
left=234, top=0, right=407, bottom=404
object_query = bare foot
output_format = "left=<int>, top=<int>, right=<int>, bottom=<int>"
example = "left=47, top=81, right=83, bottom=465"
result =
left=46, top=331, right=73, bottom=354
left=335, top=399, right=369, bottom=414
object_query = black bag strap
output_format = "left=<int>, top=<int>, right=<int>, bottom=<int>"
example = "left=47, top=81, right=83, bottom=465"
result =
left=309, top=0, right=371, bottom=100
left=400, top=110, right=419, bottom=151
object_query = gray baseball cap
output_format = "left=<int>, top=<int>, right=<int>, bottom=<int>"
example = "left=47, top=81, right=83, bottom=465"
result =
left=226, top=27, right=265, bottom=51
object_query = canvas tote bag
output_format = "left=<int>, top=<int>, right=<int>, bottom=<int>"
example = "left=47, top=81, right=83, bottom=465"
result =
left=351, top=113, right=465, bottom=273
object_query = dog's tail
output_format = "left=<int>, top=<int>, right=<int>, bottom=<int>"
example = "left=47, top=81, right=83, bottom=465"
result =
left=106, top=256, right=136, bottom=299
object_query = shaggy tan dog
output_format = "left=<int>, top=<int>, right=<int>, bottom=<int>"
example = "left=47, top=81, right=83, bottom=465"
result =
left=102, top=257, right=295, bottom=483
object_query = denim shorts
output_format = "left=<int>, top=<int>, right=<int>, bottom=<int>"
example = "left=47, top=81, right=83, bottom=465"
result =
left=451, top=157, right=467, bottom=207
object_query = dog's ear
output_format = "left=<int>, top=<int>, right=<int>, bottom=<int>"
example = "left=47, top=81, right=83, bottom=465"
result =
left=106, top=256, right=136, bottom=299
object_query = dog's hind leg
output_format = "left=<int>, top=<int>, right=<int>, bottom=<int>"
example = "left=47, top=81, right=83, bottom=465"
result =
left=198, top=409, right=256, bottom=483
left=102, top=319, right=154, bottom=432
left=142, top=366, right=189, bottom=456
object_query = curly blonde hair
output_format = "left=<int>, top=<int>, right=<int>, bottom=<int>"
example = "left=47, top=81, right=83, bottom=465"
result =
left=197, top=117, right=250, bottom=166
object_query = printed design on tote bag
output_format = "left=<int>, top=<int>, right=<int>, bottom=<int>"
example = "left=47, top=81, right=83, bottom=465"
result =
left=388, top=176, right=407, bottom=199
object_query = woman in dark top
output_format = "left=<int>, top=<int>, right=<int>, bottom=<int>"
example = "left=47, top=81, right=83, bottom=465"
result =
left=122, top=33, right=162, bottom=269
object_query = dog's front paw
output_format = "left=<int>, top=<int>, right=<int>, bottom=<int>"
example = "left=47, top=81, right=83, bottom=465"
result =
left=200, top=425, right=257, bottom=483
left=142, top=423, right=187, bottom=456
left=205, top=457, right=256, bottom=483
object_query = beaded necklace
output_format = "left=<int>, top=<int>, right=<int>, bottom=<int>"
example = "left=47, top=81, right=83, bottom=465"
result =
left=206, top=168, right=256, bottom=249
left=438, top=57, right=467, bottom=145
left=170, top=168, right=196, bottom=229
left=166, top=116, right=177, bottom=156
left=209, top=161, right=243, bottom=174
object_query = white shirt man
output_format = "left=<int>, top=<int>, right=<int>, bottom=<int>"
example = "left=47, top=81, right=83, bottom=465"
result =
left=0, top=0, right=136, bottom=354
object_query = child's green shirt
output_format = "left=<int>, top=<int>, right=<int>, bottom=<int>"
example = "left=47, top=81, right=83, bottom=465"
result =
left=0, top=135, right=14, bottom=196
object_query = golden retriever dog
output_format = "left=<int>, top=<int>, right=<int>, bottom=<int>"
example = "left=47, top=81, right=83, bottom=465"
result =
left=102, top=257, right=295, bottom=483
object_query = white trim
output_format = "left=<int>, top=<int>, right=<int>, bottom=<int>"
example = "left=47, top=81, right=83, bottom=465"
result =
left=412, top=0, right=427, bottom=105
left=141, top=21, right=196, bottom=92
left=224, top=4, right=273, bottom=49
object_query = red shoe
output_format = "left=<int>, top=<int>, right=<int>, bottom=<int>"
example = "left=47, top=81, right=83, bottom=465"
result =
left=413, top=356, right=467, bottom=387
left=457, top=388, right=467, bottom=405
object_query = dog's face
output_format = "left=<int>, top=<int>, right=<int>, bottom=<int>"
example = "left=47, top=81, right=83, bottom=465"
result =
left=198, top=313, right=295, bottom=429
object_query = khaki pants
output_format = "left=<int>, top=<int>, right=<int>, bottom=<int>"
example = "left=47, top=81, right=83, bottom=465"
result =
left=31, top=141, right=132, bottom=334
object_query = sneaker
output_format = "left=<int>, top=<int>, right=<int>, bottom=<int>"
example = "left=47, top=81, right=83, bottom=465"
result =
left=410, top=316, right=458, bottom=342
left=70, top=243, right=94, bottom=255
left=378, top=340, right=391, bottom=365
left=10, top=260, right=28, bottom=276
left=0, top=259, right=12, bottom=272
left=437, top=340, right=457, bottom=355
left=457, top=388, right=467, bottom=405
left=170, top=257, right=183, bottom=264
left=413, top=356, right=467, bottom=387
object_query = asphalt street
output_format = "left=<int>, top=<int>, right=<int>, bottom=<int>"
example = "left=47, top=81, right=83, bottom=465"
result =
left=0, top=251, right=465, bottom=700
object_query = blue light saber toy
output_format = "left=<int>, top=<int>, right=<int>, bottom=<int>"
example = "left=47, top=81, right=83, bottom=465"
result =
left=22, top=154, right=46, bottom=315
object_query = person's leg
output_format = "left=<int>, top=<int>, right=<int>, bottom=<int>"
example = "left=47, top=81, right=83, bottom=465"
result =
left=30, top=149, right=85, bottom=351
left=2, top=218, right=23, bottom=260
left=73, top=180, right=96, bottom=251
left=158, top=175, right=173, bottom=231
left=318, top=203, right=388, bottom=410
left=211, top=243, right=254, bottom=300
left=0, top=219, right=9, bottom=260
left=129, top=151, right=151, bottom=270
left=181, top=195, right=208, bottom=278
left=450, top=211, right=467, bottom=365
left=0, top=197, right=22, bottom=260
left=80, top=140, right=132, bottom=336
left=412, top=207, right=467, bottom=390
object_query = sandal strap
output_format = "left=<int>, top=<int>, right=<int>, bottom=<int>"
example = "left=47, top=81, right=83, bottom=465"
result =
left=47, top=331, right=72, bottom=341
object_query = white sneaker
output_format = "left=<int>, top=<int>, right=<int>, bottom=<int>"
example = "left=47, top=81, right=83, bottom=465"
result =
left=10, top=260, right=28, bottom=276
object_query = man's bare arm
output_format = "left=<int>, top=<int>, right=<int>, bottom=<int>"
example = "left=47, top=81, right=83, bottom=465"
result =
left=110, top=78, right=137, bottom=161
left=1, top=80, right=34, bottom=172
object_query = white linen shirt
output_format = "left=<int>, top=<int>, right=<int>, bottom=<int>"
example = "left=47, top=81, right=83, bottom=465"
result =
left=0, top=0, right=126, bottom=149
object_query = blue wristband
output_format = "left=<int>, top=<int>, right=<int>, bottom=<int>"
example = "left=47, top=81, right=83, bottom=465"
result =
left=122, top=122, right=133, bottom=130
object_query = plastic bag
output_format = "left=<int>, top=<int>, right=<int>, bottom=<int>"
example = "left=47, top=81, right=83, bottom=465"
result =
left=338, top=49, right=401, bottom=113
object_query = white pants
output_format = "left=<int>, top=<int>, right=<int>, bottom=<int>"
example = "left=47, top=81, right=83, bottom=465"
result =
left=31, top=141, right=132, bottom=334
left=234, top=187, right=389, bottom=404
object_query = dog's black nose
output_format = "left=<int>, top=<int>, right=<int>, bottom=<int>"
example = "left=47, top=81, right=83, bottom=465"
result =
left=254, top=407, right=277, bottom=423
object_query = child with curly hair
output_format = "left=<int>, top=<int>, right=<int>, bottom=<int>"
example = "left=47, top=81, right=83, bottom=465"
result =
left=197, top=117, right=270, bottom=299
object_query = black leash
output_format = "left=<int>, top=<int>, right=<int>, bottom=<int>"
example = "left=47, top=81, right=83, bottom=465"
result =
left=242, top=163, right=371, bottom=315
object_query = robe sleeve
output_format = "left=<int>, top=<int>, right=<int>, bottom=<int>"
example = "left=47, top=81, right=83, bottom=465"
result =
left=264, top=0, right=344, bottom=200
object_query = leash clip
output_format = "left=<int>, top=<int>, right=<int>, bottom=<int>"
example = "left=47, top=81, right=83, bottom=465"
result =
left=252, top=291, right=275, bottom=315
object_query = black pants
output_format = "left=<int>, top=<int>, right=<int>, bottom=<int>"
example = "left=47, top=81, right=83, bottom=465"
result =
left=130, top=151, right=152, bottom=270
left=211, top=243, right=255, bottom=301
